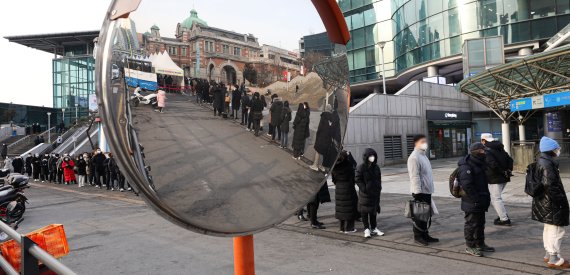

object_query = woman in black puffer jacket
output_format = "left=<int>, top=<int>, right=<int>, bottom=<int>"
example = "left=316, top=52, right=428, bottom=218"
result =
left=356, top=148, right=383, bottom=238
left=531, top=137, right=569, bottom=268
left=332, top=150, right=358, bottom=233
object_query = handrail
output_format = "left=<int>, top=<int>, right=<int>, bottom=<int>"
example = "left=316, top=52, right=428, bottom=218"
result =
left=0, top=221, right=77, bottom=275
left=7, top=127, right=56, bottom=150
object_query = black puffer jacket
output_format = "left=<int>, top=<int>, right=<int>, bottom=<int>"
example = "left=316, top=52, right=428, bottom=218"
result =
left=458, top=154, right=490, bottom=213
left=270, top=100, right=283, bottom=126
left=292, top=105, right=310, bottom=151
left=485, top=141, right=513, bottom=184
left=280, top=106, right=292, bottom=133
left=532, top=154, right=569, bottom=226
left=332, top=151, right=358, bottom=221
left=355, top=148, right=381, bottom=214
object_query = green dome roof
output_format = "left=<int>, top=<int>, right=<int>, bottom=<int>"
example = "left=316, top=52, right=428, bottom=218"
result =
left=180, top=9, right=208, bottom=28
left=150, top=24, right=160, bottom=30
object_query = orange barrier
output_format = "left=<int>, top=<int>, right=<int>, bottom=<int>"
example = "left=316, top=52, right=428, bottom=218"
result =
left=0, top=224, right=69, bottom=272
left=233, top=235, right=255, bottom=275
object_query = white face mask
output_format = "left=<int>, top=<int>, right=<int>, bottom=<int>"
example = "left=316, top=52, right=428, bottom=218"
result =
left=368, top=156, right=375, bottom=163
left=419, top=143, right=428, bottom=151
left=555, top=149, right=561, bottom=157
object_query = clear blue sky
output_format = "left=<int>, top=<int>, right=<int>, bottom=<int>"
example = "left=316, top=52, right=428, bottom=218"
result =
left=0, top=0, right=325, bottom=107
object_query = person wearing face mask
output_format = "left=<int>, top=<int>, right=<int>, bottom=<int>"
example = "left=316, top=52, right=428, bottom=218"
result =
left=356, top=148, right=384, bottom=238
left=407, top=134, right=438, bottom=246
left=76, top=154, right=88, bottom=187
left=92, top=149, right=106, bottom=188
left=31, top=154, right=41, bottom=182
left=61, top=155, right=76, bottom=185
left=458, top=142, right=493, bottom=257
left=532, top=137, right=570, bottom=269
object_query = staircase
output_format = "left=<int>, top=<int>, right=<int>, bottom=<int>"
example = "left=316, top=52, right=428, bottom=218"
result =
left=7, top=127, right=56, bottom=156
left=0, top=135, right=25, bottom=146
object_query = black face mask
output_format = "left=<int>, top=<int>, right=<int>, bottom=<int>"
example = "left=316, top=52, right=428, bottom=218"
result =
left=472, top=153, right=486, bottom=160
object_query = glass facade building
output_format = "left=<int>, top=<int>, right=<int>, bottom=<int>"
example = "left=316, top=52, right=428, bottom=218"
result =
left=52, top=52, right=95, bottom=125
left=340, top=0, right=570, bottom=85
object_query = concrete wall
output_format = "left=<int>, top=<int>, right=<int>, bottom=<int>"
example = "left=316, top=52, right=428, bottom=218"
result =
left=344, top=81, right=474, bottom=166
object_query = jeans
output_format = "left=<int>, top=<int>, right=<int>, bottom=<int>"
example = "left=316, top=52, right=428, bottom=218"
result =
left=233, top=109, right=239, bottom=120
left=464, top=212, right=485, bottom=248
left=412, top=193, right=432, bottom=239
left=544, top=223, right=566, bottom=258
left=272, top=125, right=281, bottom=140
left=489, top=183, right=509, bottom=221
left=77, top=175, right=86, bottom=187
left=253, top=118, right=261, bottom=136
left=361, top=212, right=377, bottom=230
left=280, top=131, right=289, bottom=148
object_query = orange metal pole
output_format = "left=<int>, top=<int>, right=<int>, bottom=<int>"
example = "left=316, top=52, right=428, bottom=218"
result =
left=233, top=235, right=255, bottom=275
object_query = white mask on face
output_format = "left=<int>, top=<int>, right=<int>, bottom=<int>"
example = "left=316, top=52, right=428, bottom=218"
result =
left=555, top=149, right=561, bottom=157
left=419, top=143, right=428, bottom=151
left=368, top=156, right=375, bottom=163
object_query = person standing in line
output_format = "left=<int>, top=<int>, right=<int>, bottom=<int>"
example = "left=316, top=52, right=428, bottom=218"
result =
left=310, top=105, right=334, bottom=172
left=279, top=101, right=292, bottom=149
left=92, top=149, right=106, bottom=188
left=250, top=92, right=264, bottom=137
left=458, top=142, right=494, bottom=257
left=61, top=155, right=76, bottom=185
left=25, top=153, right=33, bottom=176
left=407, top=134, right=439, bottom=246
left=307, top=180, right=331, bottom=230
left=232, top=84, right=241, bottom=120
left=106, top=153, right=119, bottom=191
left=31, top=154, right=41, bottom=181
left=48, top=154, right=56, bottom=182
left=481, top=133, right=514, bottom=226
left=532, top=137, right=570, bottom=269
left=76, top=154, right=87, bottom=187
left=356, top=148, right=384, bottom=238
left=241, top=90, right=251, bottom=127
left=12, top=156, right=24, bottom=174
left=333, top=150, right=358, bottom=233
left=267, top=94, right=279, bottom=137
left=40, top=154, right=49, bottom=182
left=213, top=84, right=224, bottom=116
left=270, top=96, right=283, bottom=142
left=292, top=103, right=310, bottom=159
left=56, top=154, right=64, bottom=184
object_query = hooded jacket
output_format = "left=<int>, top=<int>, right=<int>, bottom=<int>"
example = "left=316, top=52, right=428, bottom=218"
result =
left=292, top=104, right=310, bottom=151
left=280, top=105, right=292, bottom=133
left=407, top=148, right=434, bottom=194
left=484, top=141, right=513, bottom=184
left=355, top=148, right=381, bottom=214
left=458, top=154, right=490, bottom=213
left=270, top=99, right=284, bottom=126
left=332, top=151, right=358, bottom=221
left=532, top=154, right=569, bottom=226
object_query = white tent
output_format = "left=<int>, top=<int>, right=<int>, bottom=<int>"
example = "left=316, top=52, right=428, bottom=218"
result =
left=151, top=51, right=185, bottom=89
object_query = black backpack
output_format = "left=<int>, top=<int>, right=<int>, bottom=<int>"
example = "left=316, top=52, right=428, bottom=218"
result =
left=524, top=162, right=543, bottom=197
left=449, top=167, right=466, bottom=198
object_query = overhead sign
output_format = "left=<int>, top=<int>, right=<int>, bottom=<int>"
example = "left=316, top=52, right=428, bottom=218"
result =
left=426, top=110, right=472, bottom=121
left=510, top=91, right=570, bottom=111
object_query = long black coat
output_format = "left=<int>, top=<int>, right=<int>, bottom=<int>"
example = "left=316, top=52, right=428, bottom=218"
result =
left=532, top=154, right=569, bottom=226
left=232, top=89, right=241, bottom=110
left=292, top=109, right=310, bottom=151
left=310, top=182, right=331, bottom=205
left=213, top=87, right=224, bottom=111
left=355, top=148, right=381, bottom=214
left=12, top=157, right=24, bottom=174
left=485, top=141, right=513, bottom=184
left=332, top=153, right=358, bottom=220
left=280, top=107, right=292, bottom=133
left=314, top=111, right=342, bottom=168
left=76, top=158, right=87, bottom=176
left=458, top=155, right=490, bottom=213
left=270, top=100, right=283, bottom=126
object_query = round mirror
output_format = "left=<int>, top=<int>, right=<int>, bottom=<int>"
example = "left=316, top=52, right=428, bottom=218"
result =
left=96, top=0, right=350, bottom=236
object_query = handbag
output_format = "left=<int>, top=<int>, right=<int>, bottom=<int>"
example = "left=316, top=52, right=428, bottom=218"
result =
left=404, top=200, right=431, bottom=223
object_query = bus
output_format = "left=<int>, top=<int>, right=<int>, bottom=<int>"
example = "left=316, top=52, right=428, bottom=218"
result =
left=125, top=58, right=158, bottom=91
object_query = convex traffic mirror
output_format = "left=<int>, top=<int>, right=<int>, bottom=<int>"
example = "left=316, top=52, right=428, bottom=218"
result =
left=96, top=0, right=350, bottom=236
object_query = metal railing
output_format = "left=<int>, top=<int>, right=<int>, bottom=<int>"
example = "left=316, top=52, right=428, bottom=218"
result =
left=0, top=221, right=76, bottom=275
left=511, top=139, right=570, bottom=172
left=7, top=127, right=56, bottom=151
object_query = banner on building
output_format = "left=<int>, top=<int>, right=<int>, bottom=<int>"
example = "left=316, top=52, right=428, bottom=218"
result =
left=88, top=94, right=98, bottom=112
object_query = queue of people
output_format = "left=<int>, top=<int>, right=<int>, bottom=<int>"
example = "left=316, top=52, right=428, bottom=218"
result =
left=4, top=148, right=133, bottom=193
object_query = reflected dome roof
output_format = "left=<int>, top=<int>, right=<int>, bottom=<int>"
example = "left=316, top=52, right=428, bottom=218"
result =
left=180, top=9, right=208, bottom=28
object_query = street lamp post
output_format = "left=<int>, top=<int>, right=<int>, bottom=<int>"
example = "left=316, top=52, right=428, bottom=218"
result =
left=61, top=108, right=66, bottom=130
left=75, top=104, right=79, bottom=125
left=47, top=112, right=51, bottom=143
left=377, top=42, right=387, bottom=95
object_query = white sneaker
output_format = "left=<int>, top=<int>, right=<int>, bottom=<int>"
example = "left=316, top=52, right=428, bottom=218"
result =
left=309, top=165, right=319, bottom=171
left=364, top=229, right=371, bottom=238
left=372, top=228, right=385, bottom=236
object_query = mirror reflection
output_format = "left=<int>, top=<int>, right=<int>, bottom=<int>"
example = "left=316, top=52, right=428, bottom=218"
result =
left=101, top=0, right=350, bottom=235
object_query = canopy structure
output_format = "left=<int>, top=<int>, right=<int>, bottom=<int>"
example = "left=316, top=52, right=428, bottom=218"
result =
left=151, top=52, right=184, bottom=88
left=457, top=44, right=570, bottom=121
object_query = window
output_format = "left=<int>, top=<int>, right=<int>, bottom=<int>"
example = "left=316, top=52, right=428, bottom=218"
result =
left=428, top=0, right=442, bottom=16
left=234, top=47, right=241, bottom=56
left=182, top=47, right=187, bottom=56
left=530, top=0, right=556, bottom=19
left=531, top=17, right=557, bottom=39
left=384, top=136, right=403, bottom=160
left=205, top=41, right=214, bottom=52
left=558, top=0, right=570, bottom=14
left=222, top=45, right=230, bottom=54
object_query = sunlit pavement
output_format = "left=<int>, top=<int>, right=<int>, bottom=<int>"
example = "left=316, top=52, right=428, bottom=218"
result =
left=16, top=157, right=570, bottom=274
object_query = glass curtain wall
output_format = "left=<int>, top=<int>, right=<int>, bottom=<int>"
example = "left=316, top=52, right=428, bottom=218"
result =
left=53, top=56, right=95, bottom=125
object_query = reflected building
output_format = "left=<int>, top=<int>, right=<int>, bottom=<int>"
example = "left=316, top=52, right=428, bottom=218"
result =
left=140, top=9, right=301, bottom=85
left=339, top=0, right=570, bottom=97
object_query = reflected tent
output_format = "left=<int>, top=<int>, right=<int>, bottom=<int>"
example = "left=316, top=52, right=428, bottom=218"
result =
left=151, top=51, right=185, bottom=90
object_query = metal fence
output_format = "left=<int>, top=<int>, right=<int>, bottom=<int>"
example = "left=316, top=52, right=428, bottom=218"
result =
left=511, top=138, right=570, bottom=173
left=0, top=221, right=76, bottom=275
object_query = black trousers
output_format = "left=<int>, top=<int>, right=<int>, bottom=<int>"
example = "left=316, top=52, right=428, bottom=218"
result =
left=272, top=124, right=281, bottom=141
left=253, top=118, right=261, bottom=136
left=307, top=202, right=319, bottom=225
left=361, top=212, right=377, bottom=230
left=412, top=193, right=432, bottom=238
left=339, top=219, right=355, bottom=231
left=464, top=212, right=486, bottom=248
left=241, top=109, right=248, bottom=125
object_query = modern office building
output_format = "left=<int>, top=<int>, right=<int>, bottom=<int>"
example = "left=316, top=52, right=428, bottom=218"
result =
left=340, top=0, right=570, bottom=96
left=299, top=31, right=336, bottom=58
left=0, top=102, right=59, bottom=131
left=5, top=31, right=99, bottom=125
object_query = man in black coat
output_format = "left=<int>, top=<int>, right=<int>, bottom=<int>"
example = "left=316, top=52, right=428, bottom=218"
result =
left=92, top=149, right=106, bottom=188
left=356, top=148, right=383, bottom=238
left=269, top=97, right=283, bottom=141
left=481, top=133, right=514, bottom=226
left=0, top=143, right=7, bottom=160
left=458, top=142, right=493, bottom=257
left=250, top=92, right=264, bottom=136
left=12, top=156, right=24, bottom=174
left=240, top=90, right=250, bottom=126
left=212, top=84, right=224, bottom=116
left=25, top=153, right=33, bottom=176
left=231, top=85, right=241, bottom=120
